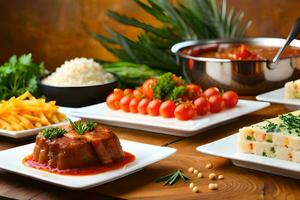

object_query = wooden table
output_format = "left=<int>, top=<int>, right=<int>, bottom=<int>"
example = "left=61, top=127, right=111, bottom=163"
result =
left=1, top=102, right=300, bottom=200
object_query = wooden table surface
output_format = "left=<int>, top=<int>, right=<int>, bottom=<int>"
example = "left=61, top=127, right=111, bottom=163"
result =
left=1, top=101, right=300, bottom=200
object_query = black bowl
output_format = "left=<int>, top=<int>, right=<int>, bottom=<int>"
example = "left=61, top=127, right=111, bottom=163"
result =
left=38, top=74, right=119, bottom=107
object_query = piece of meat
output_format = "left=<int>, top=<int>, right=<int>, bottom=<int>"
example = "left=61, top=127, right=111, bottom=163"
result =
left=84, top=126, right=124, bottom=164
left=32, top=124, right=124, bottom=170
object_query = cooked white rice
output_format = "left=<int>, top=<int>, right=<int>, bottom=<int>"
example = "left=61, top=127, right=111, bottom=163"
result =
left=42, top=58, right=115, bottom=87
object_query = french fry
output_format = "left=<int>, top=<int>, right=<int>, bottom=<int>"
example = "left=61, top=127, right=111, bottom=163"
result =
left=0, top=91, right=66, bottom=131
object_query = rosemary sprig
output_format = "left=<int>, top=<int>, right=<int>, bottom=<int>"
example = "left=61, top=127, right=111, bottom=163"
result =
left=156, top=169, right=190, bottom=186
left=68, top=119, right=97, bottom=135
left=42, top=127, right=67, bottom=140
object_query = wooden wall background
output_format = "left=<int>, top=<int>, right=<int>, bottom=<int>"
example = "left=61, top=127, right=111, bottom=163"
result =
left=0, top=0, right=299, bottom=70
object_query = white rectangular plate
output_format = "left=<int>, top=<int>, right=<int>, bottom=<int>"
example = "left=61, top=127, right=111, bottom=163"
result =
left=256, top=88, right=300, bottom=108
left=196, top=133, right=300, bottom=178
left=0, top=140, right=176, bottom=189
left=68, top=100, right=270, bottom=137
left=0, top=107, right=77, bottom=139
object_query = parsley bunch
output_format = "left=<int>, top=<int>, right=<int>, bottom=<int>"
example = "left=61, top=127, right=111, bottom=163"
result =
left=0, top=53, right=44, bottom=100
left=152, top=72, right=186, bottom=100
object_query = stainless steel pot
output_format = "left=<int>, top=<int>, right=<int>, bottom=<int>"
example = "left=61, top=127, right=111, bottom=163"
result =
left=171, top=37, right=300, bottom=95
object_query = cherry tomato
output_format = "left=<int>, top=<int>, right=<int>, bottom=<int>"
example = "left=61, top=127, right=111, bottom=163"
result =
left=142, top=78, right=157, bottom=99
left=174, top=103, right=196, bottom=121
left=124, top=88, right=134, bottom=96
left=120, top=96, right=133, bottom=112
left=129, top=98, right=140, bottom=113
left=185, top=84, right=202, bottom=100
left=113, top=88, right=124, bottom=99
left=106, top=93, right=121, bottom=110
left=147, top=99, right=162, bottom=116
left=208, top=95, right=223, bottom=113
left=203, top=87, right=220, bottom=98
left=133, top=89, right=143, bottom=100
left=159, top=100, right=176, bottom=118
left=138, top=99, right=150, bottom=115
left=194, top=97, right=210, bottom=115
left=222, top=91, right=239, bottom=108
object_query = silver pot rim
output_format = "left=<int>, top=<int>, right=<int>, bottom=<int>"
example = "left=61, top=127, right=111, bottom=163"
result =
left=171, top=37, right=300, bottom=63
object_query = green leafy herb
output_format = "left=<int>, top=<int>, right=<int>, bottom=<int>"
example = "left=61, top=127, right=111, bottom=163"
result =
left=261, top=121, right=283, bottom=133
left=0, top=53, right=45, bottom=100
left=102, top=62, right=163, bottom=88
left=42, top=127, right=67, bottom=140
left=266, top=139, right=272, bottom=143
left=68, top=119, right=97, bottom=135
left=169, top=86, right=186, bottom=101
left=262, top=152, right=267, bottom=157
left=294, top=92, right=300, bottom=98
left=152, top=72, right=185, bottom=100
left=155, top=169, right=189, bottom=186
left=270, top=147, right=275, bottom=153
left=246, top=135, right=255, bottom=141
left=279, top=113, right=300, bottom=134
left=93, top=0, right=251, bottom=87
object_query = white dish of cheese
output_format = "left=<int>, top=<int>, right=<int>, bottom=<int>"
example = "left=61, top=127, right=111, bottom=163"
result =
left=239, top=111, right=300, bottom=163
left=196, top=111, right=300, bottom=178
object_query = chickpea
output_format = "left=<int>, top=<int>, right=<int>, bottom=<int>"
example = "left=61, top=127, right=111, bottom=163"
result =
left=188, top=167, right=194, bottom=173
left=193, top=169, right=199, bottom=174
left=208, top=183, right=218, bottom=190
left=189, top=182, right=194, bottom=189
left=192, top=186, right=199, bottom=193
left=197, top=172, right=203, bottom=178
left=213, top=183, right=218, bottom=189
left=205, top=163, right=213, bottom=169
left=218, top=174, right=224, bottom=180
left=208, top=173, right=217, bottom=180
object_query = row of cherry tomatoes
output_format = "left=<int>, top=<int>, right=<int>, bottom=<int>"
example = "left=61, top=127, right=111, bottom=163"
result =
left=106, top=84, right=238, bottom=121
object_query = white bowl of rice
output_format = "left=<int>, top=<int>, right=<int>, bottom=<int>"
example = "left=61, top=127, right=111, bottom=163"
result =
left=42, top=57, right=115, bottom=87
left=39, top=58, right=119, bottom=107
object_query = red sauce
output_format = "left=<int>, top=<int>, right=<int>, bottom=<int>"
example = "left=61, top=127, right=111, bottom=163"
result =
left=183, top=43, right=300, bottom=61
left=23, top=152, right=135, bottom=176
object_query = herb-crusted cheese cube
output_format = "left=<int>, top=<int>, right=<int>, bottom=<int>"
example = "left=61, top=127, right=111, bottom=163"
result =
left=238, top=110, right=300, bottom=163
left=292, top=151, right=300, bottom=162
left=239, top=140, right=253, bottom=153
left=289, top=136, right=300, bottom=150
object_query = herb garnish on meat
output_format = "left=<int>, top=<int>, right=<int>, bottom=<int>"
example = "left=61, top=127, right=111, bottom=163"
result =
left=68, top=119, right=97, bottom=135
left=42, top=127, right=67, bottom=140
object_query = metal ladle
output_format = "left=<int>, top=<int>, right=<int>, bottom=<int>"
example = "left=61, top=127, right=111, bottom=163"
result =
left=273, top=17, right=300, bottom=63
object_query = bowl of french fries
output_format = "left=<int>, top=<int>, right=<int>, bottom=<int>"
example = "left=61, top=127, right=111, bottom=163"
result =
left=0, top=91, right=66, bottom=131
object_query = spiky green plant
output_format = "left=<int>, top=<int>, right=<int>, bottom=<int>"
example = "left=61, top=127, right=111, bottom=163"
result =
left=94, top=0, right=251, bottom=87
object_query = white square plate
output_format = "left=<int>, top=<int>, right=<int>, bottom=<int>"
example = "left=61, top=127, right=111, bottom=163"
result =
left=257, top=88, right=300, bottom=107
left=0, top=140, right=176, bottom=189
left=196, top=133, right=300, bottom=179
left=0, top=107, right=77, bottom=139
left=68, top=100, right=270, bottom=137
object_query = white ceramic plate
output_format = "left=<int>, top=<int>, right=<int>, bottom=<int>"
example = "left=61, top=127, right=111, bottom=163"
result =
left=196, top=133, right=300, bottom=179
left=0, top=140, right=176, bottom=189
left=0, top=107, right=77, bottom=139
left=256, top=88, right=300, bottom=110
left=68, top=100, right=270, bottom=137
